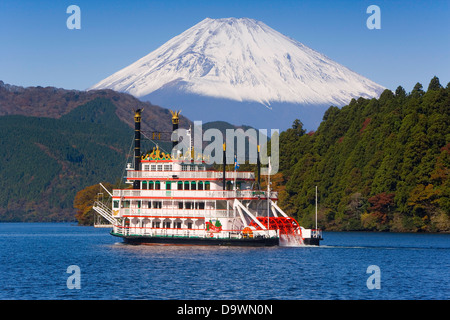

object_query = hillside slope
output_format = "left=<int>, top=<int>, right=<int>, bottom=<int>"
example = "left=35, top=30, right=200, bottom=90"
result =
left=0, top=98, right=134, bottom=221
left=276, top=77, right=450, bottom=232
left=0, top=80, right=192, bottom=133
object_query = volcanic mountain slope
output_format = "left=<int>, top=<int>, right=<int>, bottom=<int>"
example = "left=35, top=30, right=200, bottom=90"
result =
left=90, top=17, right=385, bottom=130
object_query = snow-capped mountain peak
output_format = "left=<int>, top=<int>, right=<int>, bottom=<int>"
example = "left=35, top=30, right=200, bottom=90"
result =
left=90, top=17, right=384, bottom=128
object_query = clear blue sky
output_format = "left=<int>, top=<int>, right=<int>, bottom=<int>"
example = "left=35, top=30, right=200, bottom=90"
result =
left=0, top=0, right=448, bottom=92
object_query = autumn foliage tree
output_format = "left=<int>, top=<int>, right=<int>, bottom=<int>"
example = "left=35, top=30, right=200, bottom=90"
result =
left=74, top=182, right=113, bottom=225
left=366, top=192, right=395, bottom=230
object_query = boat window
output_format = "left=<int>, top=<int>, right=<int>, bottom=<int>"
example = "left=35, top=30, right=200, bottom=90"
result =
left=182, top=165, right=188, bottom=171
left=184, top=181, right=190, bottom=190
left=142, top=181, right=147, bottom=189
left=150, top=164, right=156, bottom=171
left=164, top=164, right=172, bottom=171
left=157, top=164, right=162, bottom=171
left=178, top=202, right=183, bottom=209
left=198, top=181, right=204, bottom=190
left=185, top=202, right=194, bottom=209
left=191, top=181, right=196, bottom=190
left=155, top=181, right=160, bottom=190
left=152, top=221, right=160, bottom=228
left=113, top=200, right=120, bottom=209
left=148, top=181, right=154, bottom=190
left=166, top=182, right=171, bottom=190
left=152, top=201, right=162, bottom=209
left=216, top=200, right=227, bottom=210
left=144, top=164, right=150, bottom=171
left=205, top=182, right=210, bottom=190
left=187, top=222, right=193, bottom=229
left=177, top=181, right=183, bottom=190
left=123, top=200, right=130, bottom=208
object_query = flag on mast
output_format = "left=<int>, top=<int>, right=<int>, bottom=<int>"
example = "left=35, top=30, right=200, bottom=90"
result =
left=234, top=154, right=239, bottom=170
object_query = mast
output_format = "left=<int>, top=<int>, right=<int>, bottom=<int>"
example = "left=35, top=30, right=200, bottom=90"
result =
left=315, top=185, right=318, bottom=237
left=222, top=143, right=226, bottom=190
left=234, top=154, right=238, bottom=192
left=267, top=157, right=271, bottom=231
left=133, top=109, right=142, bottom=190
left=257, top=145, right=261, bottom=190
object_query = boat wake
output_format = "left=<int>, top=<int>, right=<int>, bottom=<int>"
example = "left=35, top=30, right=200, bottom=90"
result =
left=279, top=234, right=305, bottom=247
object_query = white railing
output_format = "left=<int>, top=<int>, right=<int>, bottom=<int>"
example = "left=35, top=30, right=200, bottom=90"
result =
left=300, top=228, right=323, bottom=239
left=127, top=170, right=255, bottom=180
left=112, top=225, right=236, bottom=238
left=93, top=201, right=117, bottom=225
left=111, top=225, right=275, bottom=240
left=112, top=189, right=277, bottom=199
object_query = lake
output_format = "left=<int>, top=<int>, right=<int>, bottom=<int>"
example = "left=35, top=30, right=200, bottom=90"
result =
left=0, top=223, right=448, bottom=300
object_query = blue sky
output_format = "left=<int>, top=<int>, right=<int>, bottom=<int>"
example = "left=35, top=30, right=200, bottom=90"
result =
left=0, top=0, right=448, bottom=92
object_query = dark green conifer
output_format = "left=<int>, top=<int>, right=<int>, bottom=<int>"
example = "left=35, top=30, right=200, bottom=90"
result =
left=427, top=76, right=442, bottom=91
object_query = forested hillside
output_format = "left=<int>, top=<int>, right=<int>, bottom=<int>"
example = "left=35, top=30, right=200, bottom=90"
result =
left=0, top=98, right=133, bottom=221
left=0, top=81, right=192, bottom=222
left=0, top=90, right=240, bottom=222
left=0, top=80, right=192, bottom=134
left=276, top=77, right=449, bottom=232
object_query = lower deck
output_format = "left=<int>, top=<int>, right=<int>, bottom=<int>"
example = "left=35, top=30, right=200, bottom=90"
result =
left=113, top=232, right=280, bottom=247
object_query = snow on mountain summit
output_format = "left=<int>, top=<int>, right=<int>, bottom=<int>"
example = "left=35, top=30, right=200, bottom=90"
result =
left=90, top=17, right=384, bottom=108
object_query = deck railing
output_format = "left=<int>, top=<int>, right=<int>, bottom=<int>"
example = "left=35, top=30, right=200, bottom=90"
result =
left=112, top=189, right=277, bottom=199
left=127, top=170, right=255, bottom=180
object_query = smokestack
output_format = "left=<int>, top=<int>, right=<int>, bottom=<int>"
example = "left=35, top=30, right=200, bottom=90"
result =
left=133, top=109, right=142, bottom=190
left=223, top=143, right=226, bottom=190
left=257, top=144, right=261, bottom=190
left=170, top=110, right=181, bottom=152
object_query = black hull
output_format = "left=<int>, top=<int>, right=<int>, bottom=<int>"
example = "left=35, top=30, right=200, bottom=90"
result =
left=114, top=233, right=279, bottom=247
left=303, top=237, right=321, bottom=246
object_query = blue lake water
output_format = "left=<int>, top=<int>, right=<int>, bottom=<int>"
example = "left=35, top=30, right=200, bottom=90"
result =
left=0, top=223, right=448, bottom=300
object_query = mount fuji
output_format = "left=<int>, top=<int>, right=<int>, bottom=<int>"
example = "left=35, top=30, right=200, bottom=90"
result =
left=90, top=17, right=385, bottom=131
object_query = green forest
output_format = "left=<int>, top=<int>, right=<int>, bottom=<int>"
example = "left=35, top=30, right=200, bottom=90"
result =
left=275, top=77, right=449, bottom=232
left=0, top=98, right=133, bottom=221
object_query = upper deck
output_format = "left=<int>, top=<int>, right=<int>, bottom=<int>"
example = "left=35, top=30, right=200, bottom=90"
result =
left=112, top=188, right=277, bottom=200
left=126, top=170, right=255, bottom=181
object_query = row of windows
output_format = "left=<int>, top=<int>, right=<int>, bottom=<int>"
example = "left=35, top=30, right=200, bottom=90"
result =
left=114, top=200, right=206, bottom=210
left=181, top=165, right=206, bottom=171
left=151, top=221, right=193, bottom=229
left=142, top=164, right=206, bottom=172
left=139, top=181, right=211, bottom=190
left=143, top=164, right=172, bottom=171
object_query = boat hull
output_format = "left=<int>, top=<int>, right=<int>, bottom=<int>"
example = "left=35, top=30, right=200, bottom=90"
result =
left=303, top=238, right=321, bottom=246
left=113, top=233, right=279, bottom=247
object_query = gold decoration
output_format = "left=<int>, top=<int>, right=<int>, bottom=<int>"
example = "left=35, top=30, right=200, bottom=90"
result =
left=170, top=110, right=181, bottom=125
left=134, top=109, right=142, bottom=123
left=141, top=146, right=172, bottom=161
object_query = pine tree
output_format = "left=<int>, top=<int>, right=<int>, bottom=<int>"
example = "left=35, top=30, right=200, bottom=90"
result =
left=427, top=76, right=442, bottom=91
left=411, top=82, right=424, bottom=97
left=395, top=86, right=406, bottom=98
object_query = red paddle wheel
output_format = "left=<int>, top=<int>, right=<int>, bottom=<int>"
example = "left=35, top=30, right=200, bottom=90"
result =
left=249, top=216, right=303, bottom=244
